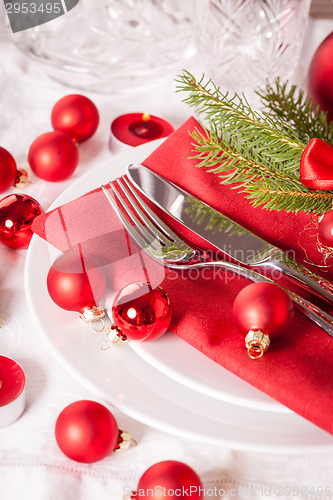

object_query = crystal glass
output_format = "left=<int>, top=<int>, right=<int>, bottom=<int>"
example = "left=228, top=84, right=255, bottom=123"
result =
left=15, top=0, right=195, bottom=92
left=194, top=0, right=312, bottom=97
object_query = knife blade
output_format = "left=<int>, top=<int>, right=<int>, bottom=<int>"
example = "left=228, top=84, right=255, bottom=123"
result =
left=127, top=163, right=333, bottom=304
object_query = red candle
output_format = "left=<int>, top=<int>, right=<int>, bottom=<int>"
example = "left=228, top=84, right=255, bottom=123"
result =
left=110, top=113, right=174, bottom=147
left=0, top=356, right=26, bottom=428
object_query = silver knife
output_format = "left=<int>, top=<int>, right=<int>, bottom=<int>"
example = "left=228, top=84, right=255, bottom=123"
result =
left=127, top=163, right=333, bottom=305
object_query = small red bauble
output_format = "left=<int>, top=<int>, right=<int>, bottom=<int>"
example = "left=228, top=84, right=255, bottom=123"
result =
left=105, top=282, right=172, bottom=346
left=0, top=194, right=43, bottom=249
left=132, top=460, right=203, bottom=499
left=318, top=210, right=333, bottom=248
left=0, top=147, right=17, bottom=193
left=55, top=400, right=130, bottom=463
left=28, top=131, right=79, bottom=182
left=51, top=95, right=99, bottom=143
left=47, top=250, right=106, bottom=324
left=308, top=31, right=333, bottom=123
left=233, top=282, right=294, bottom=359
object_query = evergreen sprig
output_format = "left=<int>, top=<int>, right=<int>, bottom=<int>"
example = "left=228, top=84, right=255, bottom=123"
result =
left=257, top=79, right=333, bottom=144
left=176, top=71, right=333, bottom=215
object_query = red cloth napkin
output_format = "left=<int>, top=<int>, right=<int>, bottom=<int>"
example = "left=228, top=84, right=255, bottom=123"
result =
left=32, top=117, right=333, bottom=435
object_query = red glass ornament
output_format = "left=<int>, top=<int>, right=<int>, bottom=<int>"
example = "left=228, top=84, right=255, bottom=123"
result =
left=232, top=282, right=294, bottom=359
left=47, top=250, right=106, bottom=324
left=0, top=194, right=43, bottom=249
left=318, top=210, right=333, bottom=248
left=55, top=400, right=130, bottom=463
left=0, top=147, right=17, bottom=193
left=28, top=131, right=79, bottom=182
left=134, top=460, right=203, bottom=499
left=309, top=31, right=333, bottom=123
left=51, top=95, right=99, bottom=143
left=106, top=282, right=172, bottom=346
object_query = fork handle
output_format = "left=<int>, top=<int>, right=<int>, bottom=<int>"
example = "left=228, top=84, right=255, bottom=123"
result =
left=172, top=260, right=333, bottom=337
left=251, top=249, right=333, bottom=305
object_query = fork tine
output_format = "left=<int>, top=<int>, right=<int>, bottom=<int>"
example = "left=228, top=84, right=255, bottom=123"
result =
left=121, top=176, right=183, bottom=244
left=102, top=179, right=196, bottom=264
left=101, top=184, right=161, bottom=252
left=115, top=177, right=171, bottom=246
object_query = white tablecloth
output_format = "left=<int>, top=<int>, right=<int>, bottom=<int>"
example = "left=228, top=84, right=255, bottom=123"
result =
left=1, top=12, right=333, bottom=500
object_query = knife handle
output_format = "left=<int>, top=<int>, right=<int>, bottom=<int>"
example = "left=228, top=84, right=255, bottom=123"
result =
left=253, top=250, right=333, bottom=305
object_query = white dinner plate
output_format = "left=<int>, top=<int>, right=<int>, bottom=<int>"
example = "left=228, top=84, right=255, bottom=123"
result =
left=128, top=332, right=290, bottom=413
left=25, top=140, right=333, bottom=452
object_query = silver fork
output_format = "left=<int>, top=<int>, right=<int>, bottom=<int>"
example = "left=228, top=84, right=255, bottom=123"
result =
left=102, top=177, right=333, bottom=337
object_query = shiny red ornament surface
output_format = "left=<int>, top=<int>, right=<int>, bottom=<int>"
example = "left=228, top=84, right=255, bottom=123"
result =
left=55, top=400, right=119, bottom=463
left=111, top=113, right=174, bottom=147
left=318, top=210, right=333, bottom=248
left=0, top=194, right=43, bottom=249
left=51, top=95, right=99, bottom=143
left=47, top=251, right=106, bottom=314
left=112, top=282, right=172, bottom=341
left=233, top=282, right=293, bottom=341
left=308, top=31, right=333, bottom=123
left=28, top=131, right=79, bottom=182
left=0, top=147, right=17, bottom=193
left=136, top=460, right=203, bottom=499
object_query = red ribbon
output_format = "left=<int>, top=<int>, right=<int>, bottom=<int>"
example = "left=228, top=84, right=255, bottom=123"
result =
left=300, top=138, right=333, bottom=190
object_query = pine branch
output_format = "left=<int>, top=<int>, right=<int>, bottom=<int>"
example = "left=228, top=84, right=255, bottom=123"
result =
left=176, top=71, right=333, bottom=215
left=191, top=126, right=333, bottom=215
left=176, top=71, right=306, bottom=175
left=193, top=123, right=304, bottom=188
left=257, top=79, right=333, bottom=144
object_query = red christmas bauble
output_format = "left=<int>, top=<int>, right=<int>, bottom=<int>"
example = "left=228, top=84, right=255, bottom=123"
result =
left=112, top=282, right=172, bottom=342
left=51, top=95, right=99, bottom=143
left=55, top=400, right=119, bottom=463
left=0, top=194, right=43, bottom=249
left=135, top=461, right=203, bottom=499
left=233, top=282, right=294, bottom=358
left=318, top=210, right=333, bottom=248
left=0, top=147, right=17, bottom=193
left=47, top=251, right=106, bottom=322
left=28, top=131, right=79, bottom=182
left=308, top=31, right=333, bottom=123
